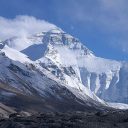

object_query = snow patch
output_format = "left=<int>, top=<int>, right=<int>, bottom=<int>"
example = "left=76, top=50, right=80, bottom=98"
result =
left=108, top=102, right=128, bottom=109
left=2, top=45, right=31, bottom=63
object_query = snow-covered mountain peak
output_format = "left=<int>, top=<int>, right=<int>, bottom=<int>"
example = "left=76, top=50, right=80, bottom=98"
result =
left=0, top=27, right=93, bottom=61
left=1, top=27, right=128, bottom=108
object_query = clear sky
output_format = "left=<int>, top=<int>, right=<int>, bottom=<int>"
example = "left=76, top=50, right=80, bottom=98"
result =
left=0, top=0, right=128, bottom=61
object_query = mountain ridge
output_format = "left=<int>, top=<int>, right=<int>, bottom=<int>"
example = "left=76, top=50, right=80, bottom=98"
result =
left=0, top=27, right=128, bottom=112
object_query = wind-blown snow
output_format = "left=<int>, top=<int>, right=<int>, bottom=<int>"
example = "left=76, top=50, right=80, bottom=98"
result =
left=55, top=46, right=78, bottom=66
left=78, top=55, right=121, bottom=74
left=0, top=15, right=57, bottom=41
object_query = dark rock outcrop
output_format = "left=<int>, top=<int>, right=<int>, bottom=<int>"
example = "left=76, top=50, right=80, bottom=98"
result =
left=0, top=111, right=128, bottom=128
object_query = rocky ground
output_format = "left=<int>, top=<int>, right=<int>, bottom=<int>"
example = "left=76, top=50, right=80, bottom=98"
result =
left=0, top=110, right=128, bottom=128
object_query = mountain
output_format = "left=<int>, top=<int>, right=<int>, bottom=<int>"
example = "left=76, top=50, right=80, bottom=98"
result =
left=0, top=26, right=128, bottom=113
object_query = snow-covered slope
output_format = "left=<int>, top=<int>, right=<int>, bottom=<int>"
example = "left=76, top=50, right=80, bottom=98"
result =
left=0, top=27, right=128, bottom=110
left=0, top=50, right=107, bottom=112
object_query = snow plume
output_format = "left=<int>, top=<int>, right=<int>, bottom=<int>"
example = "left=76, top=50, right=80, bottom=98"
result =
left=0, top=15, right=57, bottom=41
left=56, top=46, right=78, bottom=66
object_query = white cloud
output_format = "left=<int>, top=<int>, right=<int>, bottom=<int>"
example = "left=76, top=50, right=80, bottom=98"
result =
left=0, top=15, right=57, bottom=41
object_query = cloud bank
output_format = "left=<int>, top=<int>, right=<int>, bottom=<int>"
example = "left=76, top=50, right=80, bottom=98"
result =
left=0, top=15, right=56, bottom=41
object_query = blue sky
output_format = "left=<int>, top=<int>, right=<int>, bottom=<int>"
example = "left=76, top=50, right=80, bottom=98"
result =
left=0, top=0, right=128, bottom=60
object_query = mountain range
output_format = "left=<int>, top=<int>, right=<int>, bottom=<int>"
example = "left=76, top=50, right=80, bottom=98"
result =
left=0, top=23, right=128, bottom=117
